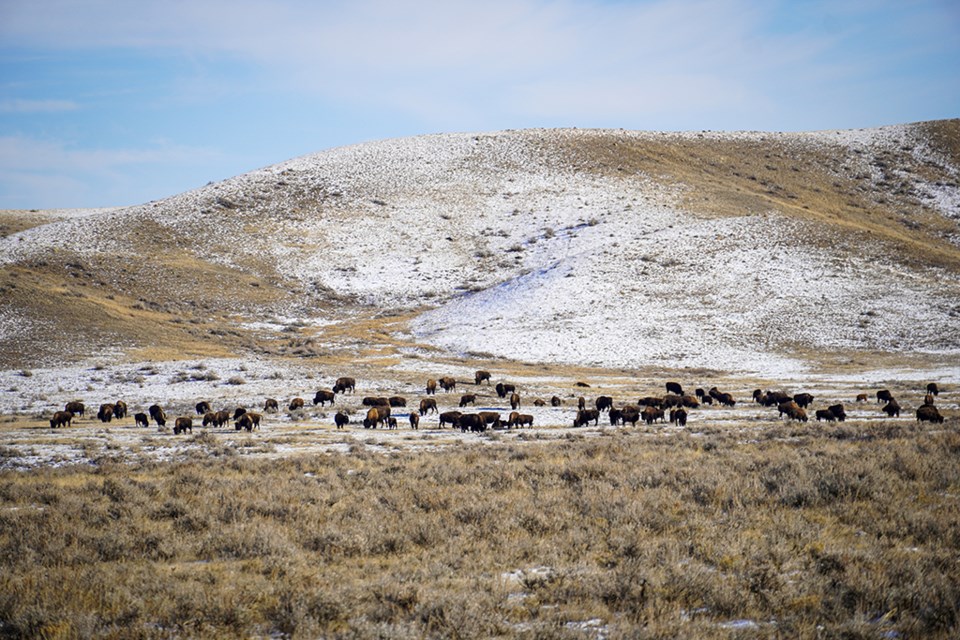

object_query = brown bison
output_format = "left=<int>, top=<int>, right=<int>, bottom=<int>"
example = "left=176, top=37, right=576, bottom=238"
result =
left=215, top=410, right=231, bottom=428
left=97, top=403, right=115, bottom=423
left=235, top=412, right=261, bottom=431
left=533, top=398, right=546, bottom=406
left=363, top=406, right=388, bottom=429
left=641, top=406, right=665, bottom=425
left=637, top=396, right=662, bottom=408
left=916, top=405, right=944, bottom=424
left=438, top=376, right=457, bottom=392
left=855, top=393, right=868, bottom=402
left=670, top=408, right=688, bottom=427
left=577, top=397, right=586, bottom=410
left=438, top=411, right=462, bottom=428
left=510, top=393, right=521, bottom=410
left=388, top=396, right=407, bottom=408
left=661, top=394, right=683, bottom=409
left=665, top=381, right=684, bottom=396
left=173, top=417, right=193, bottom=435
left=926, top=382, right=940, bottom=396
left=459, top=394, right=477, bottom=408
left=923, top=394, right=935, bottom=406
left=457, top=413, right=485, bottom=433
left=781, top=404, right=808, bottom=422
left=829, top=404, right=846, bottom=422
left=419, top=398, right=438, bottom=415
left=758, top=391, right=791, bottom=407
left=475, top=370, right=491, bottom=385
left=876, top=389, right=894, bottom=404
left=551, top=396, right=562, bottom=407
left=333, top=377, right=356, bottom=394
left=202, top=411, right=218, bottom=427
left=196, top=401, right=211, bottom=415
left=64, top=401, right=85, bottom=417
left=408, top=412, right=420, bottom=430
left=620, top=406, right=641, bottom=427
left=495, top=382, right=516, bottom=398
left=793, top=393, right=814, bottom=409
left=680, top=395, right=700, bottom=409
left=362, top=396, right=389, bottom=407
left=595, top=396, right=613, bottom=412
left=815, top=409, right=836, bottom=422
left=50, top=410, right=73, bottom=429
left=574, top=409, right=600, bottom=427
left=426, top=379, right=437, bottom=395
left=232, top=407, right=247, bottom=421
left=508, top=412, right=534, bottom=428
left=477, top=411, right=502, bottom=429
left=288, top=398, right=305, bottom=411
left=313, top=390, right=335, bottom=406
left=112, top=400, right=127, bottom=420
left=881, top=400, right=901, bottom=417
left=264, top=398, right=279, bottom=412
left=134, top=412, right=149, bottom=428
left=334, top=411, right=350, bottom=429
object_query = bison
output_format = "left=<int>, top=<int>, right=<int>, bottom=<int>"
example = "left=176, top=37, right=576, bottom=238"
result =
left=574, top=409, right=600, bottom=427
left=510, top=393, right=521, bottom=410
left=388, top=396, right=407, bottom=408
left=670, top=408, right=688, bottom=427
left=196, top=401, right=211, bottom=415
left=595, top=396, right=613, bottom=412
left=641, top=406, right=664, bottom=425
left=620, top=406, right=641, bottom=427
left=881, top=400, right=901, bottom=417
left=876, top=389, right=894, bottom=404
left=173, top=417, right=193, bottom=435
left=426, top=379, right=437, bottom=395
left=264, top=398, right=279, bottom=412
left=420, top=398, right=438, bottom=415
left=333, top=377, right=356, bottom=394
left=288, top=398, right=305, bottom=411
left=313, top=390, right=335, bottom=406
left=923, top=394, right=935, bottom=406
left=815, top=409, right=836, bottom=422
left=926, top=382, right=940, bottom=396
left=215, top=410, right=231, bottom=428
left=97, top=403, right=114, bottom=423
left=477, top=411, right=502, bottom=429
left=334, top=411, right=350, bottom=429
left=475, top=370, right=491, bottom=385
left=362, top=396, right=388, bottom=407
left=235, top=412, right=261, bottom=431
left=459, top=394, right=477, bottom=408
left=438, top=376, right=457, bottom=392
left=232, top=407, right=247, bottom=421
left=793, top=393, right=814, bottom=408
left=495, top=382, right=516, bottom=398
left=64, top=401, right=85, bottom=417
left=665, top=381, right=684, bottom=396
left=112, top=400, right=127, bottom=420
left=508, top=412, right=534, bottom=428
left=438, top=411, right=462, bottom=428
left=457, top=413, right=485, bottom=433
left=577, top=397, right=586, bottom=411
left=408, top=412, right=420, bottom=430
left=855, top=393, right=868, bottom=402
left=551, top=396, right=562, bottom=407
left=916, top=405, right=944, bottom=424
left=829, top=404, right=846, bottom=422
left=50, top=410, right=73, bottom=429
left=134, top=412, right=149, bottom=428
left=363, top=406, right=388, bottom=429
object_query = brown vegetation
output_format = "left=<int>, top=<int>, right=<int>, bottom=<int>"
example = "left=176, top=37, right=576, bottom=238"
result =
left=1, top=421, right=957, bottom=638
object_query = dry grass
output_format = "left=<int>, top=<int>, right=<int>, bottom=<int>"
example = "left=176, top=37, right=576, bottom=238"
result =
left=1, top=421, right=958, bottom=638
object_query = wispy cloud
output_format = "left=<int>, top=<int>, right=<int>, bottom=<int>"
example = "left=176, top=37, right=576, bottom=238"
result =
left=0, top=99, right=79, bottom=113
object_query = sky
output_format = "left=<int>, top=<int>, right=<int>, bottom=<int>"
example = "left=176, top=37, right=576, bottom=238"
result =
left=0, top=0, right=958, bottom=210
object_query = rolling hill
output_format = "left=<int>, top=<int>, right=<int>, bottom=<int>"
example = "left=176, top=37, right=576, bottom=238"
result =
left=1, top=120, right=958, bottom=378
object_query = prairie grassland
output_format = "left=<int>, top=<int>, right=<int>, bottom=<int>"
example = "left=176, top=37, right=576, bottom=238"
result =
left=1, top=420, right=958, bottom=639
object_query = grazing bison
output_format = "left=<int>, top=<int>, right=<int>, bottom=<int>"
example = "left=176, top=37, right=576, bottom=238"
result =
left=620, top=406, right=641, bottom=427
left=388, top=396, right=407, bottom=408
left=916, top=405, right=944, bottom=424
left=695, top=388, right=706, bottom=400
left=97, top=403, right=114, bottom=423
left=362, top=396, right=389, bottom=407
left=637, top=396, right=662, bottom=408
left=670, top=408, right=688, bottom=427
left=793, top=393, right=814, bottom=409
left=815, top=409, right=836, bottom=422
left=760, top=391, right=792, bottom=407
left=419, top=398, right=438, bottom=415
left=112, top=400, right=127, bottom=420
left=510, top=393, right=521, bottom=410
left=408, top=412, right=420, bottom=430
left=457, top=413, right=485, bottom=433
left=65, top=401, right=85, bottom=417
left=333, top=377, right=356, bottom=394
left=881, top=400, right=901, bottom=418
left=264, top=398, right=279, bottom=412
left=661, top=394, right=683, bottom=409
left=438, top=377, right=457, bottom=392
left=173, top=417, right=193, bottom=435
left=926, top=382, right=940, bottom=396
left=680, top=395, right=700, bottom=409
left=334, top=411, right=350, bottom=429
left=202, top=411, right=217, bottom=427
left=783, top=405, right=808, bottom=422
left=828, top=404, right=847, bottom=422
left=714, top=392, right=735, bottom=407
left=426, top=379, right=437, bottom=395
left=215, top=410, right=231, bottom=428
left=666, top=381, right=684, bottom=396
left=236, top=412, right=261, bottom=431
left=778, top=401, right=801, bottom=418
left=609, top=408, right=622, bottom=426
left=288, top=398, right=305, bottom=411
left=50, top=410, right=73, bottom=429
left=386, top=417, right=398, bottom=430
left=533, top=399, right=546, bottom=407
left=232, top=407, right=247, bottom=420
left=134, top=412, right=149, bottom=428
left=149, top=404, right=166, bottom=427
left=477, top=411, right=502, bottom=429
left=856, top=393, right=868, bottom=403
left=475, top=370, right=491, bottom=385
left=574, top=409, right=600, bottom=427
left=495, top=382, right=516, bottom=398
left=196, top=401, right=211, bottom=416
left=439, top=411, right=462, bottom=428
left=459, top=394, right=477, bottom=408
left=551, top=396, right=562, bottom=407
left=923, top=394, right=935, bottom=406
left=508, top=412, right=534, bottom=428
left=641, top=406, right=664, bottom=425
left=578, top=397, right=586, bottom=411
left=313, top=390, right=335, bottom=406
left=876, top=389, right=894, bottom=404
left=700, top=394, right=714, bottom=405
left=363, top=406, right=388, bottom=429
left=595, top=396, right=613, bottom=412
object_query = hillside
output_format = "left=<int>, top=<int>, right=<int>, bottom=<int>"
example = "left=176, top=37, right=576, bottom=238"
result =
left=1, top=120, right=959, bottom=377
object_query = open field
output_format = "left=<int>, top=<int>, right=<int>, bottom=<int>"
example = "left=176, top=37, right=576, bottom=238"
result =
left=1, top=121, right=959, bottom=637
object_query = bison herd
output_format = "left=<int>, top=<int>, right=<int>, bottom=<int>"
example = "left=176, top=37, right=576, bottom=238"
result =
left=44, top=372, right=950, bottom=435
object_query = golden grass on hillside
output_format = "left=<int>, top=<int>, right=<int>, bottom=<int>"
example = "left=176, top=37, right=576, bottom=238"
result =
left=1, top=421, right=957, bottom=638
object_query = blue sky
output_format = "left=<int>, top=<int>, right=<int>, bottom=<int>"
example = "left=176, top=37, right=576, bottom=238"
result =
left=1, top=0, right=958, bottom=210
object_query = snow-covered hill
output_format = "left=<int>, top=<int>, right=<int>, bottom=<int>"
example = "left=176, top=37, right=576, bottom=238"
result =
left=1, top=123, right=959, bottom=377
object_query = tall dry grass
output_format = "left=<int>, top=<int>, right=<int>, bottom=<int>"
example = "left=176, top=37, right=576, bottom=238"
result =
left=0, top=420, right=958, bottom=638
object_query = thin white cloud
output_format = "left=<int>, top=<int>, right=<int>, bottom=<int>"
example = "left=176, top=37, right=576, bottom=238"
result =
left=0, top=99, right=79, bottom=113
